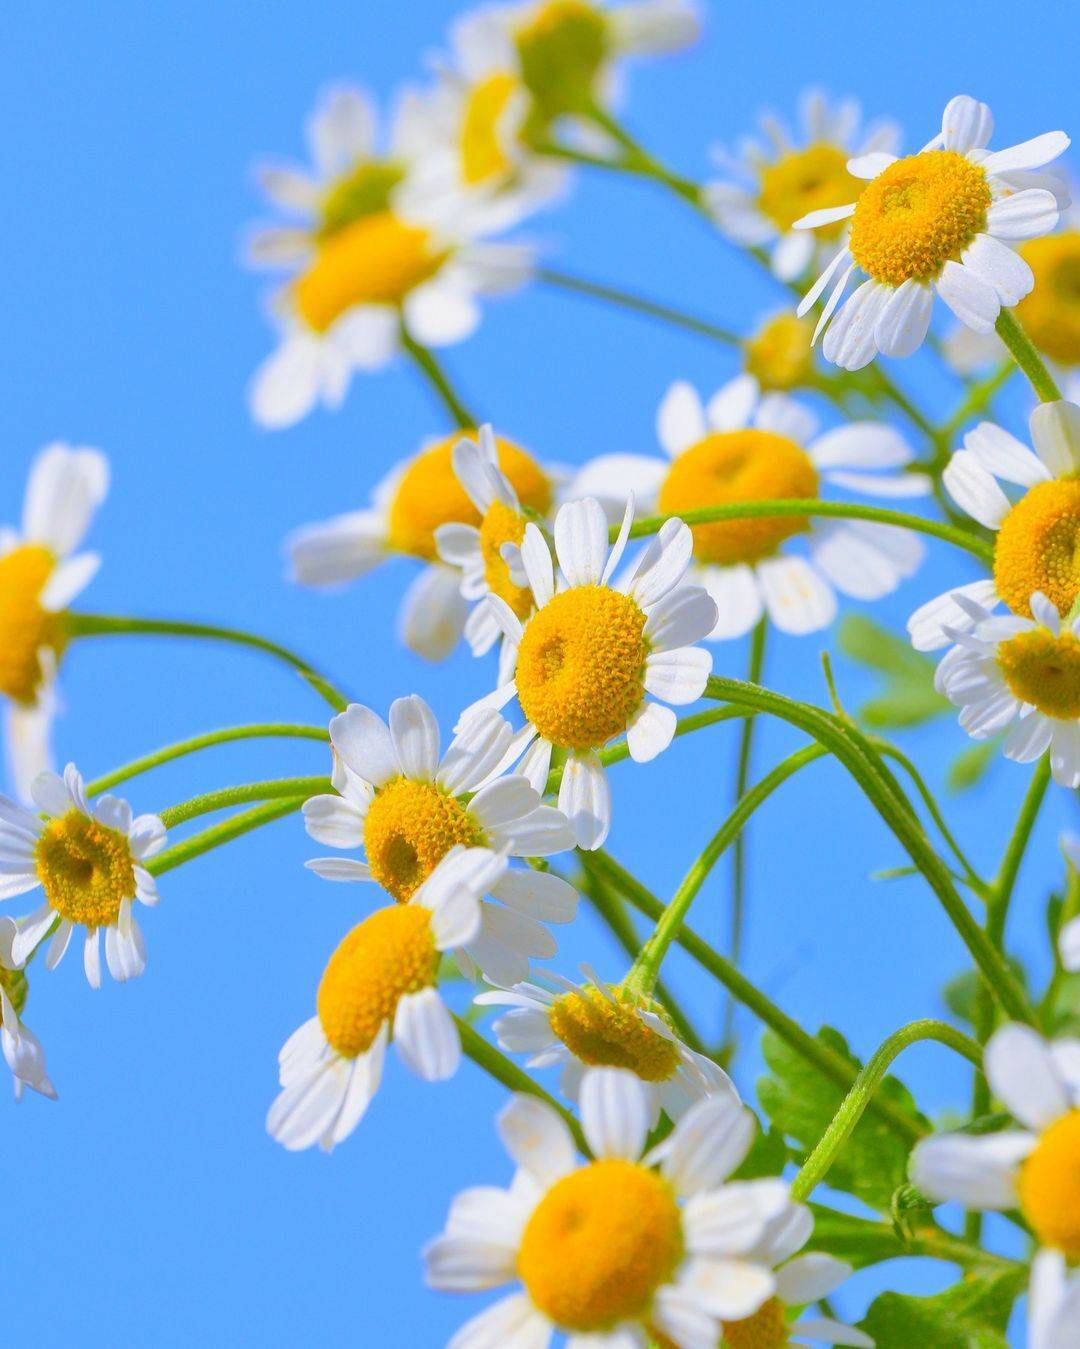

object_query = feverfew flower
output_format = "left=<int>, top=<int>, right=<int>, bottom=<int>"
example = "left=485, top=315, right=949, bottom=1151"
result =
left=0, top=917, right=56, bottom=1101
left=1029, top=1250, right=1080, bottom=1349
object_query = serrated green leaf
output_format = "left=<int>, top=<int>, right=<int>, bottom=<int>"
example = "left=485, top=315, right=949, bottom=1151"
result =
left=857, top=1268, right=1027, bottom=1348
left=731, top=1123, right=788, bottom=1180
left=947, top=739, right=999, bottom=793
left=838, top=615, right=949, bottom=729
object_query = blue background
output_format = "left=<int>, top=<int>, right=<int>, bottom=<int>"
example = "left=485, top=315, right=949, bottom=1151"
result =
left=1, top=2, right=1077, bottom=1343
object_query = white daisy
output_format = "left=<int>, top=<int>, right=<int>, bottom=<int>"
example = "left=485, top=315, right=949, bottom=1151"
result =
left=1029, top=1249, right=1080, bottom=1349
left=267, top=844, right=507, bottom=1152
left=795, top=95, right=1069, bottom=370
left=706, top=89, right=901, bottom=282
left=0, top=764, right=166, bottom=988
left=569, top=376, right=926, bottom=639
left=0, top=916, right=56, bottom=1101
left=424, top=1065, right=794, bottom=1347
left=1, top=443, right=109, bottom=798
left=303, top=695, right=578, bottom=987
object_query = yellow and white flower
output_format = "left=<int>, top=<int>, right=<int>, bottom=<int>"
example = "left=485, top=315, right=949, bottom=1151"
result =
left=303, top=695, right=577, bottom=986
left=286, top=428, right=557, bottom=661
left=1, top=444, right=109, bottom=798
left=464, top=495, right=717, bottom=849
left=1028, top=1250, right=1080, bottom=1349
left=908, top=400, right=1080, bottom=651
left=0, top=764, right=166, bottom=987
left=425, top=1066, right=796, bottom=1347
left=742, top=310, right=818, bottom=392
left=707, top=89, right=900, bottom=282
left=796, top=95, right=1069, bottom=370
left=571, top=376, right=926, bottom=639
left=267, top=844, right=507, bottom=1152
left=0, top=917, right=56, bottom=1101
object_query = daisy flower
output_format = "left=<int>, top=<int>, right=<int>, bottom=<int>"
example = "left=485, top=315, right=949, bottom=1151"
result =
left=743, top=310, right=818, bottom=392
left=424, top=1066, right=797, bottom=1347
left=0, top=764, right=166, bottom=988
left=465, top=495, right=717, bottom=849
left=907, top=400, right=1080, bottom=652
left=795, top=95, right=1069, bottom=370
left=267, top=845, right=507, bottom=1152
left=1029, top=1250, right=1080, bottom=1349
left=0, top=917, right=56, bottom=1101
left=1013, top=204, right=1080, bottom=373
left=303, top=695, right=578, bottom=987
left=570, top=376, right=926, bottom=640
left=473, top=968, right=737, bottom=1122
left=1, top=443, right=108, bottom=798
left=706, top=89, right=900, bottom=283
left=286, top=428, right=557, bottom=661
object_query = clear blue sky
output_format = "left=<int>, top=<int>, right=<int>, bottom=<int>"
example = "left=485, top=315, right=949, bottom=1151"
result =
left=1, top=2, right=1076, bottom=1344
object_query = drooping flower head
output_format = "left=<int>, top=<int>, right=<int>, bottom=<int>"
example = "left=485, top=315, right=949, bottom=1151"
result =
left=0, top=917, right=56, bottom=1102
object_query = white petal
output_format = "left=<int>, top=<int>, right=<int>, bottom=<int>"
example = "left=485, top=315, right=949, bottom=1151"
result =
left=809, top=522, right=913, bottom=601
left=520, top=523, right=555, bottom=608
left=940, top=95, right=994, bottom=154
left=302, top=794, right=365, bottom=849
left=579, top=1067, right=651, bottom=1160
left=399, top=564, right=469, bottom=661
left=705, top=374, right=759, bottom=433
left=12, top=904, right=56, bottom=966
left=754, top=394, right=818, bottom=444
left=38, top=553, right=101, bottom=611
left=936, top=260, right=1000, bottom=333
left=981, top=131, right=1070, bottom=176
left=491, top=805, right=576, bottom=858
left=793, top=203, right=856, bottom=230
left=942, top=451, right=1012, bottom=529
left=554, top=498, right=609, bottom=588
left=907, top=579, right=999, bottom=651
left=22, top=444, right=109, bottom=555
left=847, top=151, right=898, bottom=178
left=330, top=704, right=398, bottom=787
left=626, top=701, right=677, bottom=763
left=775, top=1253, right=852, bottom=1304
left=873, top=278, right=934, bottom=358
left=249, top=334, right=325, bottom=430
left=645, top=646, right=712, bottom=704
left=910, top=1130, right=1033, bottom=1208
left=793, top=1318, right=874, bottom=1347
left=422, top=1232, right=518, bottom=1293
left=256, top=162, right=320, bottom=213
left=404, top=281, right=480, bottom=348
left=389, top=694, right=441, bottom=781
left=658, top=381, right=708, bottom=455
left=821, top=280, right=890, bottom=370
left=267, top=1057, right=352, bottom=1152
left=1030, top=401, right=1080, bottom=477
left=683, top=1179, right=790, bottom=1257
left=558, top=752, right=611, bottom=851
left=626, top=518, right=693, bottom=607
left=986, top=1023, right=1070, bottom=1129
left=797, top=246, right=852, bottom=319
left=964, top=420, right=1050, bottom=487
left=393, top=988, right=460, bottom=1081
left=45, top=919, right=73, bottom=971
left=810, top=423, right=913, bottom=471
left=1050, top=722, right=1080, bottom=789
left=1060, top=915, right=1080, bottom=973
left=679, top=1256, right=775, bottom=1321
left=986, top=188, right=1060, bottom=241
left=446, top=1293, right=551, bottom=1349
left=489, top=871, right=578, bottom=924
left=697, top=565, right=763, bottom=640
left=1003, top=711, right=1054, bottom=764
left=658, top=1098, right=756, bottom=1196
left=438, top=710, right=515, bottom=796
left=286, top=510, right=388, bottom=587
left=645, top=585, right=718, bottom=650
left=497, top=1092, right=576, bottom=1186
left=961, top=234, right=1034, bottom=307
left=772, top=229, right=815, bottom=282
left=757, top=555, right=837, bottom=634
left=83, top=927, right=101, bottom=988
left=308, top=85, right=376, bottom=175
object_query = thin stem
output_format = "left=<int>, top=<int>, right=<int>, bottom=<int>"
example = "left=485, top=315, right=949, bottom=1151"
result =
left=791, top=1020, right=982, bottom=1201
left=146, top=797, right=306, bottom=877
left=399, top=325, right=476, bottom=428
left=159, top=777, right=331, bottom=829
left=995, top=309, right=1062, bottom=402
left=537, top=266, right=738, bottom=345
left=938, top=361, right=1014, bottom=441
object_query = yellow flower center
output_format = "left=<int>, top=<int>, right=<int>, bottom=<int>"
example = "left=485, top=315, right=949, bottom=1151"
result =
left=517, top=1159, right=682, bottom=1332
left=316, top=161, right=406, bottom=241
left=461, top=74, right=519, bottom=186
left=657, top=430, right=819, bottom=565
left=849, top=150, right=991, bottom=286
left=479, top=499, right=533, bottom=617
left=0, top=544, right=64, bottom=705
left=993, top=479, right=1080, bottom=619
left=362, top=778, right=485, bottom=903
left=515, top=0, right=608, bottom=118
left=758, top=143, right=864, bottom=237
left=996, top=626, right=1080, bottom=720
left=516, top=586, right=649, bottom=750
left=723, top=1299, right=791, bottom=1349
left=1016, top=232, right=1080, bottom=366
left=387, top=433, right=552, bottom=562
left=33, top=809, right=135, bottom=929
left=549, top=986, right=682, bottom=1081
left=293, top=212, right=446, bottom=332
left=316, top=905, right=439, bottom=1058
left=1019, top=1109, right=1080, bottom=1257
left=744, top=313, right=816, bottom=391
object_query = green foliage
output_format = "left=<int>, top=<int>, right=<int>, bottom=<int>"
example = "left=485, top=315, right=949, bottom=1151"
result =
left=838, top=615, right=949, bottom=729
left=947, top=740, right=998, bottom=793
left=944, top=959, right=1028, bottom=1026
left=857, top=1267, right=1027, bottom=1348
left=805, top=1205, right=915, bottom=1270
left=731, top=1121, right=788, bottom=1180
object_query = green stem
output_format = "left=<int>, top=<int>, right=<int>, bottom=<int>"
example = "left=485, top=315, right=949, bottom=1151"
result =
left=791, top=1020, right=982, bottom=1201
left=938, top=361, right=1014, bottom=441
left=995, top=309, right=1062, bottom=402
left=146, top=797, right=306, bottom=877
left=537, top=266, right=738, bottom=346
left=159, top=777, right=331, bottom=829
left=400, top=325, right=476, bottom=428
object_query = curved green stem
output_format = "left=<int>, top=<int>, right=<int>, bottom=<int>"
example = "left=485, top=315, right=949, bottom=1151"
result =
left=995, top=309, right=1062, bottom=402
left=400, top=325, right=476, bottom=428
left=159, top=776, right=331, bottom=829
left=146, top=797, right=306, bottom=877
left=537, top=267, right=738, bottom=345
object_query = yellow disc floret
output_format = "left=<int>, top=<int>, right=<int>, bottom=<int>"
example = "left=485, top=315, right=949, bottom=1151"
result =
left=1018, top=1108, right=1080, bottom=1257
left=849, top=150, right=991, bottom=286
left=517, top=1159, right=682, bottom=1331
left=479, top=500, right=533, bottom=617
left=516, top=586, right=649, bottom=750
left=996, top=626, right=1080, bottom=720
left=758, top=144, right=864, bottom=237
left=363, top=778, right=486, bottom=903
left=1015, top=232, right=1080, bottom=366
left=316, top=161, right=406, bottom=241
left=317, top=905, right=439, bottom=1059
left=993, top=480, right=1080, bottom=619
left=744, top=313, right=816, bottom=391
left=515, top=1, right=608, bottom=118
left=0, top=544, right=64, bottom=705
left=461, top=74, right=519, bottom=186
left=549, top=986, right=681, bottom=1081
left=34, top=810, right=135, bottom=929
left=657, top=430, right=819, bottom=565
left=723, top=1299, right=791, bottom=1349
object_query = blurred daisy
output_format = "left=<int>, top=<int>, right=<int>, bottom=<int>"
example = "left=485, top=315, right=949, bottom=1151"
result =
left=0, top=764, right=166, bottom=987
left=908, top=400, right=1080, bottom=651
left=707, top=89, right=900, bottom=282
left=303, top=695, right=577, bottom=986
left=1029, top=1250, right=1080, bottom=1349
left=0, top=917, right=56, bottom=1101
left=1, top=444, right=108, bottom=798
left=796, top=95, right=1069, bottom=370
left=571, top=376, right=926, bottom=639
left=286, top=429, right=556, bottom=661
left=267, top=845, right=506, bottom=1152
left=425, top=1066, right=793, bottom=1347
left=465, top=495, right=716, bottom=849
left=743, top=310, right=818, bottom=392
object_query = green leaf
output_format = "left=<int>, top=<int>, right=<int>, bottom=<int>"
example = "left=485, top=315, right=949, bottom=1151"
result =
left=947, top=739, right=998, bottom=793
left=731, top=1123, right=788, bottom=1180
left=857, top=1268, right=1027, bottom=1348
left=944, top=959, right=1028, bottom=1026
left=805, top=1205, right=912, bottom=1270
left=838, top=615, right=949, bottom=729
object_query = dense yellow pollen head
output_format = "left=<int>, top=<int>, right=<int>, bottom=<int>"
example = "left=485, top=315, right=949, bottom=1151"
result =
left=757, top=143, right=863, bottom=237
left=517, top=1159, right=682, bottom=1331
left=479, top=500, right=532, bottom=616
left=516, top=0, right=608, bottom=118
left=657, top=430, right=819, bottom=565
left=996, top=626, right=1080, bottom=720
left=1016, top=232, right=1080, bottom=366
left=723, top=1299, right=791, bottom=1349
left=387, top=434, right=552, bottom=561
left=362, top=777, right=485, bottom=902
left=1019, top=1109, right=1080, bottom=1256
left=993, top=480, right=1080, bottom=619
left=516, top=586, right=648, bottom=750
left=316, top=160, right=406, bottom=241
left=0, top=544, right=64, bottom=705
left=849, top=150, right=991, bottom=286
left=317, top=906, right=439, bottom=1058
left=461, top=74, right=518, bottom=186
left=549, top=986, right=681, bottom=1081
left=293, top=212, right=446, bottom=332
left=33, top=810, right=135, bottom=929
left=744, top=313, right=816, bottom=391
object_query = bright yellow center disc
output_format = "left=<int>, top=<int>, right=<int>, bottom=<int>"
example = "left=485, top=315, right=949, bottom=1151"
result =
left=744, top=313, right=816, bottom=392
left=993, top=479, right=1080, bottom=619
left=549, top=987, right=681, bottom=1082
left=362, top=778, right=486, bottom=903
left=996, top=626, right=1080, bottom=720
left=0, top=544, right=64, bottom=705
left=1016, top=232, right=1080, bottom=366
left=757, top=143, right=863, bottom=237
left=479, top=500, right=532, bottom=617
left=34, top=809, right=135, bottom=929
left=1019, top=1109, right=1080, bottom=1257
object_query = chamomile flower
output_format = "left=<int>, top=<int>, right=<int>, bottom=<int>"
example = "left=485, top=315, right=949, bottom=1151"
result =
left=286, top=429, right=557, bottom=661
left=0, top=765, right=166, bottom=988
left=570, top=377, right=926, bottom=639
left=795, top=95, right=1069, bottom=371
left=267, top=845, right=506, bottom=1152
left=303, top=695, right=577, bottom=986
left=706, top=89, right=900, bottom=282
left=1, top=444, right=108, bottom=798
left=743, top=310, right=818, bottom=392
left=425, top=1066, right=794, bottom=1347
left=1028, top=1250, right=1080, bottom=1349
left=474, top=969, right=737, bottom=1122
left=907, top=400, right=1080, bottom=651
left=0, top=917, right=56, bottom=1101
left=464, top=495, right=717, bottom=849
